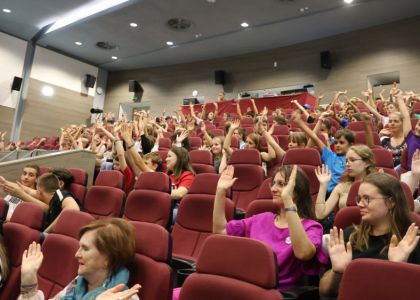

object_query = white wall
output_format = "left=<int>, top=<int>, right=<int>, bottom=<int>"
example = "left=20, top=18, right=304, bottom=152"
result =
left=0, top=32, right=26, bottom=108
left=31, top=46, right=98, bottom=96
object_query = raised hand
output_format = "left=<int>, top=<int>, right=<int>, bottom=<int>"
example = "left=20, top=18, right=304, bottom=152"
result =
left=315, top=164, right=332, bottom=185
left=291, top=111, right=302, bottom=122
left=21, top=242, right=44, bottom=285
left=176, top=130, right=189, bottom=144
left=120, top=123, right=132, bottom=142
left=97, top=283, right=141, bottom=300
left=200, top=121, right=207, bottom=133
left=280, top=165, right=297, bottom=203
left=388, top=223, right=420, bottom=263
left=327, top=227, right=353, bottom=273
left=217, top=165, right=237, bottom=191
left=411, top=149, right=420, bottom=177
left=230, top=119, right=241, bottom=131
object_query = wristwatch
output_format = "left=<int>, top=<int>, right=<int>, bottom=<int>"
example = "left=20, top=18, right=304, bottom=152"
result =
left=285, top=205, right=297, bottom=213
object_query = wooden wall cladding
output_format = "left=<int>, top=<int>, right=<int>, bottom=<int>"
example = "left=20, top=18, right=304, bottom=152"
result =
left=20, top=78, right=93, bottom=140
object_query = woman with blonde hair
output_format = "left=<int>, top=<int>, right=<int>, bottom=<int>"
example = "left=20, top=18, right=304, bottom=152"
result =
left=315, top=145, right=376, bottom=229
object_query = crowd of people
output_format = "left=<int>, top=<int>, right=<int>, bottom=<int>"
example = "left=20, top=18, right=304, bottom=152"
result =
left=1, top=83, right=420, bottom=298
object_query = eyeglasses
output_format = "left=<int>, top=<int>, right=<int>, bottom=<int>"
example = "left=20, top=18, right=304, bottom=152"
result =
left=355, top=195, right=389, bottom=205
left=346, top=158, right=363, bottom=164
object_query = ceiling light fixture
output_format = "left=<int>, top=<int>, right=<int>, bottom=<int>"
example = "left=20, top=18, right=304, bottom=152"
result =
left=75, top=41, right=83, bottom=45
left=241, top=22, right=249, bottom=28
left=166, top=41, right=174, bottom=46
left=111, top=56, right=118, bottom=60
left=45, top=0, right=130, bottom=34
left=129, top=22, right=138, bottom=28
left=2, top=8, right=11, bottom=13
left=206, top=0, right=216, bottom=3
left=41, top=86, right=54, bottom=97
left=344, top=0, right=354, bottom=3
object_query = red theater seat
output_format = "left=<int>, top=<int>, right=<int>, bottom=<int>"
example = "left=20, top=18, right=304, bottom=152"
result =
left=1, top=203, right=44, bottom=300
left=95, top=170, right=125, bottom=190
left=228, top=149, right=265, bottom=211
left=172, top=174, right=234, bottom=263
left=189, top=150, right=216, bottom=174
left=128, top=221, right=173, bottom=300
left=338, top=259, right=420, bottom=300
left=84, top=186, right=125, bottom=219
left=179, top=235, right=283, bottom=300
left=37, top=211, right=94, bottom=299
left=124, top=172, right=172, bottom=228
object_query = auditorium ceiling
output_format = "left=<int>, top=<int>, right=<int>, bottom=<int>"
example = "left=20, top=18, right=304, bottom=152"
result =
left=1, top=0, right=420, bottom=71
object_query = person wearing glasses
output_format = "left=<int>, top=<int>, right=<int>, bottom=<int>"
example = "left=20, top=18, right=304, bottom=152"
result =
left=314, top=145, right=377, bottom=232
left=319, top=172, right=420, bottom=297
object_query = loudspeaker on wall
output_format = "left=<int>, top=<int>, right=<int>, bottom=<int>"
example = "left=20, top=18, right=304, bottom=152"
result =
left=11, top=76, right=23, bottom=91
left=214, top=70, right=226, bottom=85
left=129, top=80, right=144, bottom=93
left=320, top=51, right=332, bottom=69
left=84, top=74, right=96, bottom=88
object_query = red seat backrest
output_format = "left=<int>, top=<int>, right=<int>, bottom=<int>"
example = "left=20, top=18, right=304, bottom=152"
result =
left=124, top=189, right=172, bottom=229
left=283, top=148, right=322, bottom=202
left=338, top=259, right=420, bottom=300
left=84, top=186, right=125, bottom=219
left=128, top=221, right=173, bottom=300
left=134, top=172, right=171, bottom=192
left=189, top=150, right=216, bottom=174
left=179, top=235, right=283, bottom=300
left=190, top=137, right=203, bottom=150
left=228, top=149, right=265, bottom=211
left=1, top=204, right=44, bottom=300
left=353, top=131, right=381, bottom=146
left=68, top=168, right=88, bottom=186
left=95, top=170, right=125, bottom=190
left=159, top=138, right=172, bottom=150
left=272, top=125, right=289, bottom=135
left=208, top=129, right=224, bottom=137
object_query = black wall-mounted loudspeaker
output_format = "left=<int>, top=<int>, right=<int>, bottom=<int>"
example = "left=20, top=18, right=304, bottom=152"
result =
left=320, top=51, right=332, bottom=69
left=11, top=76, right=23, bottom=91
left=129, top=80, right=144, bottom=93
left=215, top=70, right=226, bottom=85
left=84, top=74, right=96, bottom=88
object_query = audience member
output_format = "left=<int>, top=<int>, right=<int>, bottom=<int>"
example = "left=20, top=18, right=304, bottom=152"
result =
left=18, top=218, right=140, bottom=299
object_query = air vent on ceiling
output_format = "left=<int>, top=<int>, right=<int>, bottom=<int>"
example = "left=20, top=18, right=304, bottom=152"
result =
left=167, top=18, right=192, bottom=30
left=96, top=41, right=117, bottom=50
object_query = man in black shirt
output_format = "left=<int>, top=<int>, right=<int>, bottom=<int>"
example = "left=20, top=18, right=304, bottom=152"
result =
left=36, top=173, right=81, bottom=232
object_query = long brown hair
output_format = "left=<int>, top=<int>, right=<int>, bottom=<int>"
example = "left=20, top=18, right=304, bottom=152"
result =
left=169, top=146, right=195, bottom=180
left=0, top=238, right=9, bottom=280
left=272, top=165, right=315, bottom=220
left=349, top=173, right=412, bottom=252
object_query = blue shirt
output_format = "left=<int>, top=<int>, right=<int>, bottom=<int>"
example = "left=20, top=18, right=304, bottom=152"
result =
left=321, top=146, right=346, bottom=192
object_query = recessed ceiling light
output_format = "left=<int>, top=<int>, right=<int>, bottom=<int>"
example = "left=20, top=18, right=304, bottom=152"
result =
left=129, top=22, right=138, bottom=28
left=206, top=0, right=216, bottom=3
left=111, top=56, right=118, bottom=60
left=240, top=22, right=249, bottom=28
left=344, top=0, right=354, bottom=3
left=166, top=41, right=174, bottom=46
left=2, top=8, right=11, bottom=13
left=75, top=41, right=83, bottom=45
left=195, top=33, right=202, bottom=38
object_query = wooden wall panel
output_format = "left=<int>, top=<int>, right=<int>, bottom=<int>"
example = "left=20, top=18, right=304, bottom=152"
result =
left=0, top=106, right=15, bottom=140
left=19, top=78, right=93, bottom=140
left=105, top=16, right=420, bottom=114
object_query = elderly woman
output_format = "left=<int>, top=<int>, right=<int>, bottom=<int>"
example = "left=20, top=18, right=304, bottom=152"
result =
left=18, top=218, right=140, bottom=300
